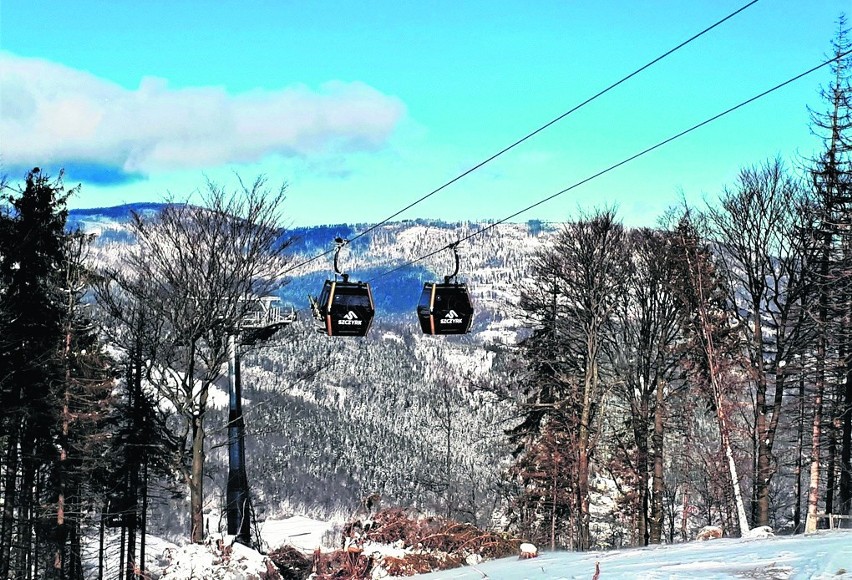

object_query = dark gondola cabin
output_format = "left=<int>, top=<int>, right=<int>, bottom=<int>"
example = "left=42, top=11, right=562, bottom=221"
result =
left=310, top=238, right=376, bottom=337
left=315, top=279, right=375, bottom=337
left=104, top=494, right=136, bottom=528
left=417, top=282, right=473, bottom=335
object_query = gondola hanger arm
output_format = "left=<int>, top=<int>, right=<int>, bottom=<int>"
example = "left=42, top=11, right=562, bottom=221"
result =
left=333, top=237, right=350, bottom=282
left=444, top=242, right=460, bottom=285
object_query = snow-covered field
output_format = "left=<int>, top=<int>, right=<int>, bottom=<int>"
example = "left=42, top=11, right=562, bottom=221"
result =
left=86, top=515, right=336, bottom=579
left=412, top=530, right=852, bottom=580
left=114, top=518, right=852, bottom=579
left=258, top=514, right=334, bottom=553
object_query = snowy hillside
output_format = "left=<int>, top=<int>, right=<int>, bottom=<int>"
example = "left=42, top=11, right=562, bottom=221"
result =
left=93, top=519, right=852, bottom=579
left=59, top=205, right=852, bottom=580
left=70, top=206, right=547, bottom=534
left=70, top=205, right=552, bottom=324
left=412, top=530, right=852, bottom=580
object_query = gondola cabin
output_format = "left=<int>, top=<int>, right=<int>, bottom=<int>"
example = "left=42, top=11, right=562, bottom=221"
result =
left=417, top=282, right=474, bottom=335
left=314, top=279, right=375, bottom=337
left=104, top=494, right=136, bottom=528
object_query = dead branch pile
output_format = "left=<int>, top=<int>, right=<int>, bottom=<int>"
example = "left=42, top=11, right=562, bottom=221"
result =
left=313, top=507, right=522, bottom=578
left=267, top=545, right=313, bottom=580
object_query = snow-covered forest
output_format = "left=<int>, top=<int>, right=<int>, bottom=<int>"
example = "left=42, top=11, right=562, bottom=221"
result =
left=1, top=21, right=851, bottom=580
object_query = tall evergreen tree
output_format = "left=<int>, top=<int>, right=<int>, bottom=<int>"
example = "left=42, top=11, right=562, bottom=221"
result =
left=0, top=168, right=71, bottom=578
left=0, top=169, right=116, bottom=579
left=807, top=16, right=852, bottom=526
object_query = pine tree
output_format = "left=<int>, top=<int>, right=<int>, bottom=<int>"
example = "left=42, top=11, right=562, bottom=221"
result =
left=0, top=169, right=119, bottom=579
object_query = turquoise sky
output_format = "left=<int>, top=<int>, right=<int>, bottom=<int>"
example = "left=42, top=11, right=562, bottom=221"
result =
left=0, top=1, right=848, bottom=227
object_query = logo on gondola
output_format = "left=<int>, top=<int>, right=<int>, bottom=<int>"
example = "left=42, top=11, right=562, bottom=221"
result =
left=440, top=310, right=463, bottom=325
left=339, top=310, right=363, bottom=326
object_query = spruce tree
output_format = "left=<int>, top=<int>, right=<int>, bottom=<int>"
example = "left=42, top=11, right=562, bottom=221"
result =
left=807, top=16, right=852, bottom=525
left=0, top=168, right=72, bottom=578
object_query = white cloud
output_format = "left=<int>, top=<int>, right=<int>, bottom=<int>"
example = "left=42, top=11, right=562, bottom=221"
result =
left=0, top=52, right=405, bottom=175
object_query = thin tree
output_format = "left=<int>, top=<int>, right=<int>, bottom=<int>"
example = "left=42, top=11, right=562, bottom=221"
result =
left=48, top=231, right=115, bottom=580
left=670, top=209, right=751, bottom=536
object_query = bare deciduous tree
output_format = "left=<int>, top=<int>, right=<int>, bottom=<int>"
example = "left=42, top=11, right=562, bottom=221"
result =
left=707, top=157, right=815, bottom=526
left=513, top=208, right=630, bottom=550
left=670, top=208, right=751, bottom=536
left=97, top=176, right=292, bottom=543
left=608, top=227, right=685, bottom=545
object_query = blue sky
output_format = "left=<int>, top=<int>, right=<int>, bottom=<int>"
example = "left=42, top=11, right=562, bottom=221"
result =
left=0, top=0, right=848, bottom=227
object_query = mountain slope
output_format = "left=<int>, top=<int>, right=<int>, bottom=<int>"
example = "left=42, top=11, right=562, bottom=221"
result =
left=71, top=205, right=550, bottom=533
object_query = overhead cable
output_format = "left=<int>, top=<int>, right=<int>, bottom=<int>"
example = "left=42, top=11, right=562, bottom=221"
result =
left=369, top=49, right=852, bottom=282
left=283, top=0, right=762, bottom=274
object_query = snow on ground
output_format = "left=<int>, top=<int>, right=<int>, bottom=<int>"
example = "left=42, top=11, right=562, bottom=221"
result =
left=259, top=514, right=334, bottom=552
left=410, top=530, right=852, bottom=580
left=84, top=515, right=335, bottom=579
left=89, top=518, right=852, bottom=579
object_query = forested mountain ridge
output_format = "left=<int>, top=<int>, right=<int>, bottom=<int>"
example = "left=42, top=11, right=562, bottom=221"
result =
left=69, top=205, right=550, bottom=535
left=70, top=204, right=550, bottom=323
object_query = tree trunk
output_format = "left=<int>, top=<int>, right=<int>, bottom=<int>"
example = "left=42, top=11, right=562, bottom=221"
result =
left=806, top=337, right=826, bottom=533
left=827, top=414, right=839, bottom=516
left=68, top=494, right=83, bottom=580
left=649, top=379, right=665, bottom=544
left=550, top=474, right=557, bottom=551
left=716, top=399, right=750, bottom=535
left=840, top=365, right=852, bottom=515
left=577, top=354, right=597, bottom=551
left=697, top=287, right=750, bottom=535
left=752, top=312, right=772, bottom=527
left=53, top=328, right=73, bottom=579
left=576, top=445, right=590, bottom=550
left=118, top=523, right=125, bottom=579
left=0, top=430, right=19, bottom=579
left=190, top=410, right=206, bottom=543
left=634, top=397, right=649, bottom=547
left=637, top=457, right=648, bottom=547
left=187, top=338, right=208, bottom=544
left=140, top=453, right=149, bottom=577
left=98, top=512, right=105, bottom=580
left=125, top=470, right=138, bottom=580
left=794, top=369, right=806, bottom=532
left=19, top=454, right=36, bottom=580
